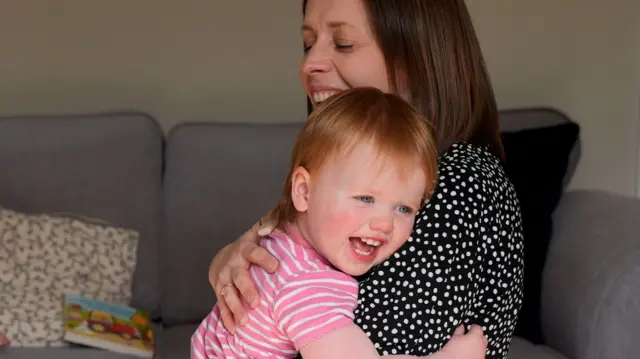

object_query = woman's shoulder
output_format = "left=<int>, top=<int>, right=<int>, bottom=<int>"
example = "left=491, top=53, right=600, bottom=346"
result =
left=439, top=142, right=500, bottom=170
left=433, top=142, right=517, bottom=206
left=438, top=142, right=506, bottom=183
left=416, top=142, right=521, bottom=243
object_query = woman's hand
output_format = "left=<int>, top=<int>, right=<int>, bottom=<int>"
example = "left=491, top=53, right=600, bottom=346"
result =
left=438, top=325, right=488, bottom=359
left=208, top=218, right=279, bottom=334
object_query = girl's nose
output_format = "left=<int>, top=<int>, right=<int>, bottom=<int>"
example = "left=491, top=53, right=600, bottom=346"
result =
left=369, top=215, right=394, bottom=234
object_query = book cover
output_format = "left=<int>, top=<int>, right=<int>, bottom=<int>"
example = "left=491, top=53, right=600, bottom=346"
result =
left=62, top=293, right=154, bottom=358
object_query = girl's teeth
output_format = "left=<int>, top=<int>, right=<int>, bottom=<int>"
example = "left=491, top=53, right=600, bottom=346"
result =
left=359, top=238, right=382, bottom=247
left=354, top=247, right=374, bottom=256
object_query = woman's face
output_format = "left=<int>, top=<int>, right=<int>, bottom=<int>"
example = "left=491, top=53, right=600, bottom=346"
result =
left=300, top=0, right=390, bottom=107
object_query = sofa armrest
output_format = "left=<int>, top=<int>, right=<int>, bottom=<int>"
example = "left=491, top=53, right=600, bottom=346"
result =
left=540, top=189, right=640, bottom=359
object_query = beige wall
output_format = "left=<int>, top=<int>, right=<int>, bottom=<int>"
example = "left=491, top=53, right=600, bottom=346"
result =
left=1, top=0, right=639, bottom=197
left=468, top=0, right=640, bottom=197
left=0, top=1, right=306, bottom=125
left=469, top=0, right=640, bottom=194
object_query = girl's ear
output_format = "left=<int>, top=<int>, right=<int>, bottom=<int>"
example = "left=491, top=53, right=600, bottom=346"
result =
left=290, top=166, right=311, bottom=212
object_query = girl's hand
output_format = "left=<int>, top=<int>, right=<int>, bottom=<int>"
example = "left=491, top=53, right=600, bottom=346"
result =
left=208, top=217, right=278, bottom=333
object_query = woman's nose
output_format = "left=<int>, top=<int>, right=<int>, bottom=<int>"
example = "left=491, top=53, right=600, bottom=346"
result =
left=301, top=45, right=333, bottom=74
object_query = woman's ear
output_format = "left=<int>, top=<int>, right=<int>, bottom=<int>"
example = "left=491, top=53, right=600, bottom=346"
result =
left=290, top=166, right=311, bottom=212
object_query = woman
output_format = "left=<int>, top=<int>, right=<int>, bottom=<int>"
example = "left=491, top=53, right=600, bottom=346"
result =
left=208, top=0, right=524, bottom=358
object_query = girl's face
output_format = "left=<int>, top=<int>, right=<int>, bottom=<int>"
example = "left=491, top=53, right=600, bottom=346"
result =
left=300, top=0, right=391, bottom=106
left=292, top=142, right=426, bottom=276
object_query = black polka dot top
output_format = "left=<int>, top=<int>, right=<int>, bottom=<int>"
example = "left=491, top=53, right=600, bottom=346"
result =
left=353, top=142, right=524, bottom=359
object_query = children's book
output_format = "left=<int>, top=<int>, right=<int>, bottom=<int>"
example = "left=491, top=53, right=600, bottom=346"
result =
left=62, top=293, right=154, bottom=358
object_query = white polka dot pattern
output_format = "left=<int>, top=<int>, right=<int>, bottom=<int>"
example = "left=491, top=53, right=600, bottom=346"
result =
left=353, top=142, right=524, bottom=359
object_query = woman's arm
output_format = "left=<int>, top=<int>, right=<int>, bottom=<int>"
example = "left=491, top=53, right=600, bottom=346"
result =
left=207, top=218, right=278, bottom=333
left=300, top=323, right=487, bottom=359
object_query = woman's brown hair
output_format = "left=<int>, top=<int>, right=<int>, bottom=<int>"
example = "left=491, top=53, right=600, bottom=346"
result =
left=273, top=87, right=439, bottom=227
left=303, top=0, right=504, bottom=160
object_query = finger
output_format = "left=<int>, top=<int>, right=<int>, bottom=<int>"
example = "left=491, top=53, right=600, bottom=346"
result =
left=217, top=300, right=236, bottom=335
left=209, top=246, right=231, bottom=289
left=214, top=270, right=232, bottom=298
left=209, top=258, right=224, bottom=289
left=257, top=212, right=278, bottom=235
left=256, top=222, right=275, bottom=237
left=468, top=325, right=489, bottom=346
left=245, top=245, right=279, bottom=273
left=468, top=324, right=485, bottom=336
left=453, top=325, right=465, bottom=336
left=208, top=265, right=217, bottom=289
left=221, top=284, right=248, bottom=326
left=232, top=268, right=260, bottom=308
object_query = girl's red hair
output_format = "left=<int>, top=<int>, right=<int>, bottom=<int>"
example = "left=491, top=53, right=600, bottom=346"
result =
left=273, top=87, right=439, bottom=226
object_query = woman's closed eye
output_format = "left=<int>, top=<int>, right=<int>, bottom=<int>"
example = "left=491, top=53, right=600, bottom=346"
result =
left=303, top=42, right=354, bottom=54
left=303, top=40, right=314, bottom=53
left=335, top=43, right=354, bottom=52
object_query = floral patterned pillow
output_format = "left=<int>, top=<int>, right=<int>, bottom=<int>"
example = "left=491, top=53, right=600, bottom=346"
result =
left=0, top=207, right=139, bottom=347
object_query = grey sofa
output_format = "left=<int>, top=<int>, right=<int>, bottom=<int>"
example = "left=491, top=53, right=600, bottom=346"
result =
left=0, top=109, right=637, bottom=359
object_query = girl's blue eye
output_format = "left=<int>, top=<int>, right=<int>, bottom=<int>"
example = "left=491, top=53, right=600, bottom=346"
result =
left=357, top=196, right=374, bottom=204
left=396, top=206, right=413, bottom=214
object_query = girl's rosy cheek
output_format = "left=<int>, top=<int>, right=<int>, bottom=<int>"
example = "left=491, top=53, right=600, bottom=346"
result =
left=397, top=217, right=416, bottom=238
left=328, top=206, right=365, bottom=231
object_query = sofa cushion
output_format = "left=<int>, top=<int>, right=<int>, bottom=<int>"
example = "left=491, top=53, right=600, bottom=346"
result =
left=0, top=112, right=164, bottom=317
left=0, top=347, right=136, bottom=359
left=161, top=122, right=302, bottom=325
left=0, top=207, right=139, bottom=347
left=1, top=291, right=65, bottom=348
left=507, top=337, right=567, bottom=359
left=155, top=324, right=196, bottom=359
left=501, top=122, right=580, bottom=344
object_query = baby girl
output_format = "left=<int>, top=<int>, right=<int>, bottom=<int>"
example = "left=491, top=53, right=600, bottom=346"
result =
left=192, top=88, right=487, bottom=359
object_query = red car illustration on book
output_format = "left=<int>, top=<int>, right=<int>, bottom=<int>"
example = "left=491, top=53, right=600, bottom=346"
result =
left=87, top=310, right=139, bottom=340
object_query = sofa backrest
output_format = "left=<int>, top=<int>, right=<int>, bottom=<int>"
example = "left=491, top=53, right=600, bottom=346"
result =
left=0, top=112, right=164, bottom=317
left=160, top=107, right=582, bottom=325
left=160, top=122, right=303, bottom=325
left=0, top=106, right=582, bottom=326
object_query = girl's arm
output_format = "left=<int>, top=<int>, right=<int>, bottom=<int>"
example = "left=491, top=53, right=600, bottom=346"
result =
left=299, top=323, right=417, bottom=359
left=275, top=271, right=487, bottom=359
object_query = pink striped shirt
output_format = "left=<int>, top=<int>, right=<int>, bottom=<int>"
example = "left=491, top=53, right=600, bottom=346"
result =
left=191, top=225, right=359, bottom=359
